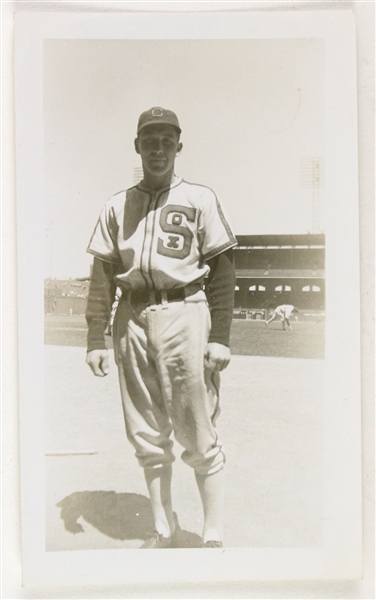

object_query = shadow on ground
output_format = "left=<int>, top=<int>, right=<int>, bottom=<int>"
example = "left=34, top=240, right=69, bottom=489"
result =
left=56, top=490, right=202, bottom=548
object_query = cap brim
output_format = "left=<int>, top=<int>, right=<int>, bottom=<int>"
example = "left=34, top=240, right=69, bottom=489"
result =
left=137, top=121, right=181, bottom=134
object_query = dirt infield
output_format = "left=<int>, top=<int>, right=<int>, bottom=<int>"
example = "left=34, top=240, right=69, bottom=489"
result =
left=45, top=343, right=325, bottom=551
left=45, top=315, right=325, bottom=359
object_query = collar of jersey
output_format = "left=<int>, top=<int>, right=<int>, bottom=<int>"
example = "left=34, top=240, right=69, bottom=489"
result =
left=137, top=176, right=183, bottom=194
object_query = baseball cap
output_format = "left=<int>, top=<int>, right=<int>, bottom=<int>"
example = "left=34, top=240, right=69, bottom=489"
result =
left=137, top=107, right=181, bottom=134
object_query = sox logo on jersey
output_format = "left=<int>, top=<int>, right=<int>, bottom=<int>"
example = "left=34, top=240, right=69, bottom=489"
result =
left=87, top=177, right=237, bottom=291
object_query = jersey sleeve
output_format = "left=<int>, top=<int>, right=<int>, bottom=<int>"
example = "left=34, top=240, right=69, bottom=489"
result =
left=87, top=198, right=121, bottom=264
left=205, top=249, right=236, bottom=346
left=198, top=189, right=237, bottom=260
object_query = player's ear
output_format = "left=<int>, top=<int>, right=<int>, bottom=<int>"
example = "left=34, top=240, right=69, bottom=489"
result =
left=176, top=142, right=183, bottom=156
left=134, top=138, right=140, bottom=154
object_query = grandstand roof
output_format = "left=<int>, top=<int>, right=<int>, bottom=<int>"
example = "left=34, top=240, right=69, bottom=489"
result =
left=236, top=269, right=325, bottom=279
left=235, top=234, right=325, bottom=248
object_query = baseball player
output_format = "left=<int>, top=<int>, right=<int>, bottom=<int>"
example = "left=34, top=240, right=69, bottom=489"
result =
left=85, top=107, right=237, bottom=549
left=265, top=304, right=298, bottom=330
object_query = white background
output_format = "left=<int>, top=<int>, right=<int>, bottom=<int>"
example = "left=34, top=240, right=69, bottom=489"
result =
left=2, top=1, right=374, bottom=598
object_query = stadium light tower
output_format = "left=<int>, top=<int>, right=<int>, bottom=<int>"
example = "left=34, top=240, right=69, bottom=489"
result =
left=300, top=157, right=325, bottom=233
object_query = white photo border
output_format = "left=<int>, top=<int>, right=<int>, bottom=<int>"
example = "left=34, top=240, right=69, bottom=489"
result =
left=14, top=9, right=362, bottom=586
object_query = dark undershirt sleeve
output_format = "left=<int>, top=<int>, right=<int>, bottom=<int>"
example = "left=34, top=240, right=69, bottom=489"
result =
left=86, top=257, right=120, bottom=352
left=205, top=249, right=236, bottom=347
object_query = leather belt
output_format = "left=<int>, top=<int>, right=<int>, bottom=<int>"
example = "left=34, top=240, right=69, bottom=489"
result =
left=125, top=282, right=203, bottom=305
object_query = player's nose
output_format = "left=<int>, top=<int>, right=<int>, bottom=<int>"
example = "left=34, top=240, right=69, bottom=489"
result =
left=153, top=138, right=164, bottom=152
left=154, top=148, right=163, bottom=154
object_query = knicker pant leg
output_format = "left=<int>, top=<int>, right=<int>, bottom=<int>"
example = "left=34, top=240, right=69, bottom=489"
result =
left=113, top=300, right=174, bottom=469
left=148, top=294, right=225, bottom=476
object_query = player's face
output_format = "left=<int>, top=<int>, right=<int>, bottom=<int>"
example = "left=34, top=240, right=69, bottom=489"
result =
left=135, top=124, right=182, bottom=180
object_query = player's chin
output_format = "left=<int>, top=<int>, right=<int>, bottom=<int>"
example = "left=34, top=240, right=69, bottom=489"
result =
left=147, top=160, right=168, bottom=171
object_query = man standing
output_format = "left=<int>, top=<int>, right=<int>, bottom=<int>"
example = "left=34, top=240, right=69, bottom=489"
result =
left=85, top=107, right=237, bottom=548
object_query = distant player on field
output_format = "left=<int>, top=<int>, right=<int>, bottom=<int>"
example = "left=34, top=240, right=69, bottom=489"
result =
left=85, top=107, right=237, bottom=548
left=265, top=304, right=299, bottom=330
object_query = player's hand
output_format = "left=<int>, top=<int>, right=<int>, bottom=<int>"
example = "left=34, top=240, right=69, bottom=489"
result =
left=86, top=349, right=110, bottom=377
left=204, top=342, right=231, bottom=372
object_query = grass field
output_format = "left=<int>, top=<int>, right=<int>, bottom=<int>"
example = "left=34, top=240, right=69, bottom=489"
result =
left=44, top=314, right=325, bottom=359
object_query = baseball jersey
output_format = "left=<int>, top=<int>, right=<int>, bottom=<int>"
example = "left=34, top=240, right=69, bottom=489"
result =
left=87, top=177, right=237, bottom=291
left=275, top=304, right=295, bottom=318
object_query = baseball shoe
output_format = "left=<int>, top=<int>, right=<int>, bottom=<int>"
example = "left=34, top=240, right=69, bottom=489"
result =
left=140, top=531, right=173, bottom=549
left=140, top=512, right=181, bottom=549
left=201, top=540, right=223, bottom=548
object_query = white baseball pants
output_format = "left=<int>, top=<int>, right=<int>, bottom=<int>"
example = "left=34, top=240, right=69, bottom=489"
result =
left=113, top=290, right=225, bottom=475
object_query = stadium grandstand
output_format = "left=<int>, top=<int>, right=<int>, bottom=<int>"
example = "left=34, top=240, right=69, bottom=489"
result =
left=44, top=277, right=90, bottom=316
left=232, top=233, right=325, bottom=320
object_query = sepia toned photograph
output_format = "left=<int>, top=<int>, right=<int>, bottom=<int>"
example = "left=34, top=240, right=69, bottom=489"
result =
left=43, top=36, right=326, bottom=554
left=13, top=8, right=363, bottom=587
